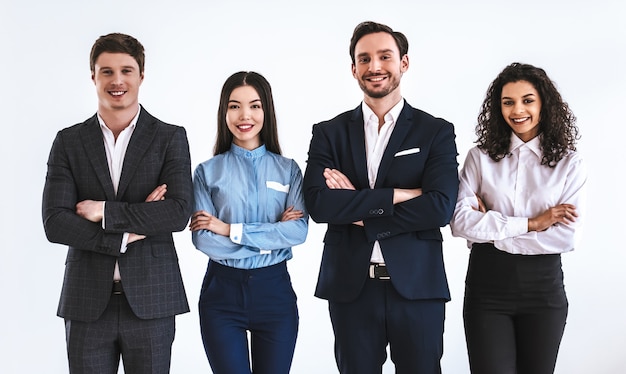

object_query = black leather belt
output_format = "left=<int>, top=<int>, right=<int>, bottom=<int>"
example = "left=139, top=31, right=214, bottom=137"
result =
left=369, top=263, right=390, bottom=280
left=112, top=281, right=124, bottom=295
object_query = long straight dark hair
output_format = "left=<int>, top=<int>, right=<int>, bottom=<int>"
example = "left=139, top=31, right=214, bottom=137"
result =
left=213, top=71, right=282, bottom=156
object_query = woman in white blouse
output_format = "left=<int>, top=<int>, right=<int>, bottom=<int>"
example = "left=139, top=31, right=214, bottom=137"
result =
left=450, top=62, right=586, bottom=374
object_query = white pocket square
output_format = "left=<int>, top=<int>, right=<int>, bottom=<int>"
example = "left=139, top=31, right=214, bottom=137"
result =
left=394, top=148, right=420, bottom=157
left=266, top=181, right=290, bottom=193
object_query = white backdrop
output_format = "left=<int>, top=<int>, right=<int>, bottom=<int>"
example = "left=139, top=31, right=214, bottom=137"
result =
left=2, top=0, right=624, bottom=373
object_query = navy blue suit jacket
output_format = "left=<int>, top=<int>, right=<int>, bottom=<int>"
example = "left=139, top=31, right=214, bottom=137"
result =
left=303, top=101, right=458, bottom=302
left=42, top=107, right=193, bottom=321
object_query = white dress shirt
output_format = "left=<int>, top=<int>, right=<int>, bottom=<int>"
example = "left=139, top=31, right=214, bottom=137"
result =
left=362, top=99, right=404, bottom=263
left=450, top=134, right=586, bottom=255
left=98, top=105, right=140, bottom=280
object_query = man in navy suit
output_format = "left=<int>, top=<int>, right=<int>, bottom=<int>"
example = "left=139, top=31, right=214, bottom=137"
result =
left=303, top=21, right=459, bottom=373
left=42, top=33, right=192, bottom=374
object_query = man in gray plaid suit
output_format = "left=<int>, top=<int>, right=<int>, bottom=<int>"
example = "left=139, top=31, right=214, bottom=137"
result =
left=42, top=33, right=192, bottom=374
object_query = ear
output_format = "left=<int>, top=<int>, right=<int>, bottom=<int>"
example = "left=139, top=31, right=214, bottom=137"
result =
left=91, top=72, right=95, bottom=84
left=351, top=64, right=357, bottom=79
left=139, top=72, right=144, bottom=85
left=400, top=54, right=409, bottom=73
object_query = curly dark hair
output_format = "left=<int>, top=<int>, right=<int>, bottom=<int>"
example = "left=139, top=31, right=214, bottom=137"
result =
left=476, top=62, right=579, bottom=167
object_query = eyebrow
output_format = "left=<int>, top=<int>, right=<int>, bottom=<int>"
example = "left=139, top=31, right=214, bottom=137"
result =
left=377, top=48, right=395, bottom=54
left=228, top=98, right=262, bottom=104
left=98, top=65, right=136, bottom=71
left=501, top=93, right=537, bottom=100
left=356, top=48, right=396, bottom=58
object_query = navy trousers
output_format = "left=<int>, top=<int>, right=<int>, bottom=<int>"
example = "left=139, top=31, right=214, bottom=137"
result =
left=65, top=291, right=175, bottom=374
left=199, top=260, right=298, bottom=374
left=329, top=277, right=445, bottom=374
left=463, top=243, right=568, bottom=374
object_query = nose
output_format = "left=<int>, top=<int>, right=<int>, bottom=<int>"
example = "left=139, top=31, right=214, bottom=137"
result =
left=240, top=107, right=251, bottom=119
left=112, top=72, right=124, bottom=85
left=368, top=59, right=382, bottom=73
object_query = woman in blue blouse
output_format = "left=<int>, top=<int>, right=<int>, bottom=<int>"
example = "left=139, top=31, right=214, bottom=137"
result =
left=190, top=71, right=308, bottom=374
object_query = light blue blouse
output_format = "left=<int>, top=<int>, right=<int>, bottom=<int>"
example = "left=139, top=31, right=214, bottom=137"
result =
left=192, top=143, right=308, bottom=269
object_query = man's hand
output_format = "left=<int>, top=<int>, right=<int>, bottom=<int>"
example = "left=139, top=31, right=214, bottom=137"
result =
left=127, top=184, right=169, bottom=246
left=75, top=200, right=104, bottom=222
left=392, top=188, right=422, bottom=204
left=280, top=206, right=304, bottom=222
left=323, top=168, right=363, bottom=226
left=323, top=168, right=423, bottom=224
left=145, top=184, right=167, bottom=202
left=128, top=233, right=146, bottom=243
left=324, top=168, right=355, bottom=190
left=75, top=184, right=167, bottom=224
left=190, top=210, right=230, bottom=237
left=528, top=204, right=578, bottom=232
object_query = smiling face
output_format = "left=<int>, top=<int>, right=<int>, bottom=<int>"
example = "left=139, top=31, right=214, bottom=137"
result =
left=501, top=80, right=542, bottom=142
left=351, top=32, right=408, bottom=101
left=226, top=85, right=264, bottom=150
left=92, top=52, right=143, bottom=116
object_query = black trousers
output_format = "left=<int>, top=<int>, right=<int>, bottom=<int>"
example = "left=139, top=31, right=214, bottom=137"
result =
left=329, top=278, right=445, bottom=374
left=463, top=243, right=568, bottom=374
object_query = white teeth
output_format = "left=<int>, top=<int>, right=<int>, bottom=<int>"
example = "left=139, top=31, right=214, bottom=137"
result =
left=110, top=91, right=125, bottom=96
left=238, top=125, right=252, bottom=130
left=513, top=117, right=529, bottom=123
left=369, top=77, right=385, bottom=82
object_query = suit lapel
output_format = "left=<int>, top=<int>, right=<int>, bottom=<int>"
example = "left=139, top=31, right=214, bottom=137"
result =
left=80, top=115, right=116, bottom=200
left=348, top=106, right=370, bottom=189
left=117, top=107, right=156, bottom=199
left=375, top=102, right=413, bottom=188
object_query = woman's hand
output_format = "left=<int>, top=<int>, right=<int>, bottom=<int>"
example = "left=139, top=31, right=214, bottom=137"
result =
left=528, top=204, right=578, bottom=232
left=472, top=195, right=487, bottom=213
left=280, top=206, right=304, bottom=222
left=190, top=210, right=230, bottom=236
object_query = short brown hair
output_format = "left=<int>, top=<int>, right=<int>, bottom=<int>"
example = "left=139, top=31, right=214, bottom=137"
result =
left=89, top=33, right=145, bottom=74
left=349, top=21, right=408, bottom=64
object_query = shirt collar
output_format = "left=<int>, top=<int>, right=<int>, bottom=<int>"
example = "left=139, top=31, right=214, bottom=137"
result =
left=509, top=133, right=542, bottom=158
left=230, top=143, right=267, bottom=159
left=361, top=98, right=405, bottom=126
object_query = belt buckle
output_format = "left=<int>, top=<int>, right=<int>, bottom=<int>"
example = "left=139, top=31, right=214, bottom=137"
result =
left=369, top=263, right=390, bottom=280
left=112, top=281, right=123, bottom=295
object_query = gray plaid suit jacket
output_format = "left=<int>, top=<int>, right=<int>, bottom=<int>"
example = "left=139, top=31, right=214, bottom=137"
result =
left=42, top=107, right=192, bottom=322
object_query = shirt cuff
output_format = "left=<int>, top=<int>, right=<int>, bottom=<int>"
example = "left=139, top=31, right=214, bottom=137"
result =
left=120, top=233, right=130, bottom=254
left=230, top=223, right=243, bottom=244
left=506, top=216, right=529, bottom=237
left=101, top=201, right=106, bottom=229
